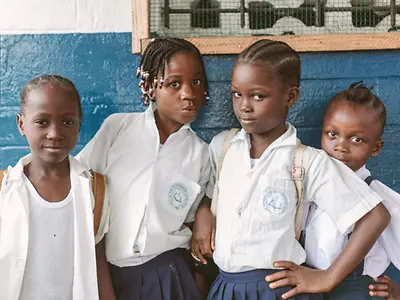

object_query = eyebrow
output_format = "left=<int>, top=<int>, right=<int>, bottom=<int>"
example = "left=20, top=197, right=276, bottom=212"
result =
left=165, top=72, right=202, bottom=80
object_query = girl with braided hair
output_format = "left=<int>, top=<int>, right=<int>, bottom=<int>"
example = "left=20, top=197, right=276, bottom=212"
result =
left=77, top=37, right=210, bottom=300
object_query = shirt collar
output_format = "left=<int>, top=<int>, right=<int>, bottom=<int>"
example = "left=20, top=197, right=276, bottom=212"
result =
left=7, top=154, right=89, bottom=181
left=355, top=165, right=371, bottom=180
left=230, top=122, right=298, bottom=150
left=144, top=102, right=195, bottom=134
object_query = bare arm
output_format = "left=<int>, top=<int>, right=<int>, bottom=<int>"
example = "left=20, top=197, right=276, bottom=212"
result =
left=96, top=238, right=116, bottom=300
left=266, top=203, right=391, bottom=299
left=191, top=196, right=215, bottom=263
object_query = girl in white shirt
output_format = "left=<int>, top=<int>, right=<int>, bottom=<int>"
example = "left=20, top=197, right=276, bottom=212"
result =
left=0, top=75, right=103, bottom=300
left=77, top=37, right=211, bottom=300
left=308, top=82, right=400, bottom=300
left=192, top=40, right=391, bottom=300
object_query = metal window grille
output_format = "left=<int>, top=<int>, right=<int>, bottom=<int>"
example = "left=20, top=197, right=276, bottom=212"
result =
left=150, top=0, right=400, bottom=38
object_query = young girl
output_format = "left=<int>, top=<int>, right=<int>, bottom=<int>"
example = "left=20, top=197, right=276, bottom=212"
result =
left=0, top=75, right=106, bottom=300
left=304, top=82, right=400, bottom=300
left=77, top=37, right=211, bottom=300
left=192, top=40, right=391, bottom=300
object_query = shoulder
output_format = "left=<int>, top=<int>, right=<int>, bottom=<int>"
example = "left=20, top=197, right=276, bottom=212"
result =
left=209, top=129, right=240, bottom=152
left=370, top=179, right=400, bottom=205
left=102, top=112, right=141, bottom=129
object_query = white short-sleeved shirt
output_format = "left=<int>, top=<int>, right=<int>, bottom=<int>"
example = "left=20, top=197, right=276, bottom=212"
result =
left=305, top=165, right=400, bottom=277
left=77, top=104, right=211, bottom=267
left=207, top=123, right=383, bottom=273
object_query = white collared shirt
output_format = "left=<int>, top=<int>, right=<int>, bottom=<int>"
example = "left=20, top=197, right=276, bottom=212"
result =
left=207, top=123, right=383, bottom=273
left=77, top=104, right=210, bottom=267
left=0, top=155, right=101, bottom=300
left=305, top=165, right=400, bottom=277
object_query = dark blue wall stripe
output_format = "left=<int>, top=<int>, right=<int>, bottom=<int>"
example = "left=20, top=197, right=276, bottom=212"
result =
left=1, top=32, right=399, bottom=280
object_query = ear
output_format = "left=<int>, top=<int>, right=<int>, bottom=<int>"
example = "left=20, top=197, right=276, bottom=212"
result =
left=371, top=139, right=384, bottom=158
left=16, top=113, right=25, bottom=136
left=285, top=87, right=300, bottom=108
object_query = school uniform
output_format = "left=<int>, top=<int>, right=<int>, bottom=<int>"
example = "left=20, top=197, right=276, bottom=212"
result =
left=0, top=155, right=106, bottom=300
left=305, top=165, right=400, bottom=300
left=206, top=123, right=384, bottom=300
left=76, top=103, right=210, bottom=300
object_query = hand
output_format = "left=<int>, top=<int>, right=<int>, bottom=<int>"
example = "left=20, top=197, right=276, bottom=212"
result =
left=265, top=261, right=333, bottom=299
left=369, top=275, right=400, bottom=300
left=191, top=205, right=216, bottom=264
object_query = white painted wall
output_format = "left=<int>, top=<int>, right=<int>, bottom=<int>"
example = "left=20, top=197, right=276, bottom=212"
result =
left=0, top=0, right=132, bottom=34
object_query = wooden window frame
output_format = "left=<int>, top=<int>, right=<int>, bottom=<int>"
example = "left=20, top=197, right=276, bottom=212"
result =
left=132, top=0, right=400, bottom=54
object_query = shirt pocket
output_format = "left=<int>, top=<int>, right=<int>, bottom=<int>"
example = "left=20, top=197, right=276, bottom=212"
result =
left=255, top=176, right=297, bottom=228
left=155, top=171, right=201, bottom=233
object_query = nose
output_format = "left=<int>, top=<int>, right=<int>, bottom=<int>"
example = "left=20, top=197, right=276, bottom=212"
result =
left=180, top=83, right=195, bottom=101
left=239, top=97, right=252, bottom=113
left=334, top=138, right=349, bottom=153
left=46, top=123, right=63, bottom=140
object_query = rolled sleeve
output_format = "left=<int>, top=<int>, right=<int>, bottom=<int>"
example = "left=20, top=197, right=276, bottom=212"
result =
left=185, top=143, right=211, bottom=222
left=305, top=148, right=383, bottom=235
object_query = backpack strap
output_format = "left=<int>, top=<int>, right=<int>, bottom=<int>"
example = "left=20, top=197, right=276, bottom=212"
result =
left=90, top=170, right=106, bottom=236
left=0, top=169, right=7, bottom=192
left=292, top=144, right=307, bottom=241
left=364, top=176, right=376, bottom=186
left=210, top=128, right=240, bottom=216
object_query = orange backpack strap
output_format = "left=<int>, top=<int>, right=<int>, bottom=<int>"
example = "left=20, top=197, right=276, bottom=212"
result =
left=90, top=171, right=106, bottom=236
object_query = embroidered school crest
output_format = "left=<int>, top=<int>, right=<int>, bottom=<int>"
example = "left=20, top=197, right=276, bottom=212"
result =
left=168, top=183, right=189, bottom=210
left=262, top=187, right=289, bottom=215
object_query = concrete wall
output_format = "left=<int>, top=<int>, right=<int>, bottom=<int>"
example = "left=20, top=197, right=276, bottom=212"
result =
left=1, top=0, right=399, bottom=281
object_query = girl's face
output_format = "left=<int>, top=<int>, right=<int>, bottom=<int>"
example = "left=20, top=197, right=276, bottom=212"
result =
left=153, top=51, right=206, bottom=128
left=321, top=100, right=383, bottom=172
left=17, top=84, right=81, bottom=166
left=231, top=62, right=298, bottom=137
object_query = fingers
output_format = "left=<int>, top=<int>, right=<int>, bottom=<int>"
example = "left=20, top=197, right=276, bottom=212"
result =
left=199, top=241, right=212, bottom=259
left=265, top=270, right=291, bottom=283
left=268, top=277, right=297, bottom=290
left=369, top=282, right=389, bottom=298
left=369, top=290, right=389, bottom=297
left=211, top=224, right=216, bottom=251
left=370, top=283, right=389, bottom=291
left=191, top=242, right=207, bottom=264
left=273, top=261, right=299, bottom=271
left=281, top=287, right=301, bottom=299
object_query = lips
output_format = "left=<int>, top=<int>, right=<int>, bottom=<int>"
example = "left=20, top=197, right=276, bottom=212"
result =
left=239, top=116, right=256, bottom=124
left=42, top=145, right=67, bottom=152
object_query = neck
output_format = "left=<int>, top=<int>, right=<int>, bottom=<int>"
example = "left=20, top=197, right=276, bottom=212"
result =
left=249, top=122, right=287, bottom=159
left=25, top=156, right=70, bottom=178
left=154, top=110, right=184, bottom=144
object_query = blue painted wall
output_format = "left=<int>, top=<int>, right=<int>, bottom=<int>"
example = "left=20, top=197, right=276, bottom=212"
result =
left=1, top=32, right=399, bottom=279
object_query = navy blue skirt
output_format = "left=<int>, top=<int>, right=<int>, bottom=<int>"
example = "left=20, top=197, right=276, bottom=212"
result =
left=109, top=248, right=202, bottom=300
left=208, top=269, right=324, bottom=300
left=324, top=262, right=380, bottom=300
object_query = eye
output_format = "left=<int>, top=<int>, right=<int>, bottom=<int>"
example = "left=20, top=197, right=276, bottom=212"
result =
left=193, top=79, right=202, bottom=86
left=252, top=94, right=264, bottom=101
left=35, top=120, right=48, bottom=126
left=232, top=91, right=241, bottom=98
left=170, top=81, right=181, bottom=88
left=351, top=136, right=363, bottom=143
left=327, top=131, right=337, bottom=138
left=63, top=120, right=75, bottom=126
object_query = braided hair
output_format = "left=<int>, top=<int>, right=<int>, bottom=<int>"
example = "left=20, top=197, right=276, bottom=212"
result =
left=20, top=74, right=82, bottom=120
left=328, top=81, right=386, bottom=134
left=137, top=37, right=209, bottom=104
left=235, top=39, right=301, bottom=88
